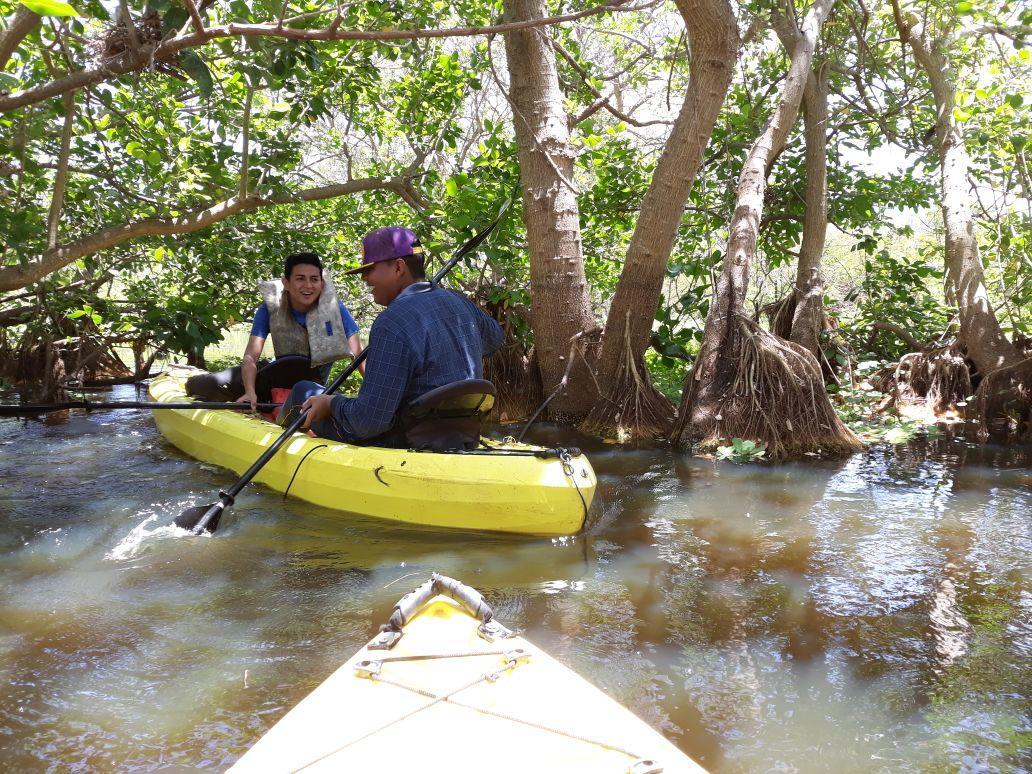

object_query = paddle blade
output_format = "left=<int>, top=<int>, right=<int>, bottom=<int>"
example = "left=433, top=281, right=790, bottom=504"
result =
left=173, top=502, right=223, bottom=534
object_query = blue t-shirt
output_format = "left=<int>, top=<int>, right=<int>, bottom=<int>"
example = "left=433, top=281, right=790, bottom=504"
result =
left=250, top=301, right=359, bottom=341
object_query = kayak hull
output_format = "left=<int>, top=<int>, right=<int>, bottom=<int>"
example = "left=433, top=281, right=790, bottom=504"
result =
left=230, top=592, right=705, bottom=773
left=148, top=369, right=595, bottom=536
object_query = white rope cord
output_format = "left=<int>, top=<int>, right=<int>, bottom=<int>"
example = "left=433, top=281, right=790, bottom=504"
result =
left=368, top=649, right=509, bottom=663
left=341, top=653, right=646, bottom=764
left=291, top=658, right=522, bottom=772
left=437, top=694, right=643, bottom=762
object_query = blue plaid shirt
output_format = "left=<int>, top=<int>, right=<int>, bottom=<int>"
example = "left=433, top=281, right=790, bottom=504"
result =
left=329, top=282, right=504, bottom=440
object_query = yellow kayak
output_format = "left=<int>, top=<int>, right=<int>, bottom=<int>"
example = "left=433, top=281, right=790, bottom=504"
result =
left=148, top=369, right=595, bottom=536
left=230, top=574, right=705, bottom=773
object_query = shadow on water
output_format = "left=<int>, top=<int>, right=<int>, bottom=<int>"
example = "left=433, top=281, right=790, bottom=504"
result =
left=1, top=398, right=1029, bottom=771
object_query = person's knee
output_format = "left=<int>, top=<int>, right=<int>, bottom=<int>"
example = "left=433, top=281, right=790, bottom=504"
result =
left=290, top=380, right=323, bottom=401
left=277, top=380, right=324, bottom=425
left=186, top=367, right=242, bottom=400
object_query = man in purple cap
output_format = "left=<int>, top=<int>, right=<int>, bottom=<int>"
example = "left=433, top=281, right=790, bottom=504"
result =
left=275, top=227, right=504, bottom=446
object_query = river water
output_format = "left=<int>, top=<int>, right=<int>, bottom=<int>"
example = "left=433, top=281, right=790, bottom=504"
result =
left=1, top=386, right=1029, bottom=772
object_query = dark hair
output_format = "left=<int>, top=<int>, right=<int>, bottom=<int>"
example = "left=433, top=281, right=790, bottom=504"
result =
left=284, top=252, right=323, bottom=277
left=402, top=254, right=426, bottom=280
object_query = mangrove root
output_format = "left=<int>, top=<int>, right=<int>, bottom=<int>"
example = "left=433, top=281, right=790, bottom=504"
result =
left=672, top=314, right=862, bottom=459
left=890, top=342, right=973, bottom=417
left=580, top=311, right=675, bottom=442
left=971, top=357, right=1032, bottom=442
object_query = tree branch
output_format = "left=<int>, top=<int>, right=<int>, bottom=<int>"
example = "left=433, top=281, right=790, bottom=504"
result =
left=0, top=5, right=41, bottom=70
left=969, top=23, right=1031, bottom=42
left=1, top=0, right=644, bottom=113
left=0, top=177, right=411, bottom=291
left=117, top=0, right=142, bottom=52
left=239, top=83, right=253, bottom=198
left=871, top=321, right=924, bottom=352
left=183, top=0, right=207, bottom=34
left=47, top=91, right=77, bottom=250
left=552, top=38, right=673, bottom=128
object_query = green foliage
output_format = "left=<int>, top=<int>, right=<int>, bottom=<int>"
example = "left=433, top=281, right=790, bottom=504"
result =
left=202, top=354, right=238, bottom=373
left=840, top=242, right=951, bottom=360
left=716, top=438, right=767, bottom=462
left=0, top=0, right=1028, bottom=411
left=19, top=0, right=77, bottom=17
left=139, top=290, right=235, bottom=361
left=643, top=349, right=686, bottom=403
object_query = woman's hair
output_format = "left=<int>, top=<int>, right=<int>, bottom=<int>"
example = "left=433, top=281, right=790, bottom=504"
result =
left=283, top=252, right=323, bottom=277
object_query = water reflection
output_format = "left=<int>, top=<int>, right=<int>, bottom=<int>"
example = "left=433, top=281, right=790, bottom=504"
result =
left=0, top=398, right=1029, bottom=771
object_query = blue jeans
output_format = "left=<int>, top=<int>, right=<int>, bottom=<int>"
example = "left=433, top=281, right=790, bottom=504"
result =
left=276, top=380, right=350, bottom=441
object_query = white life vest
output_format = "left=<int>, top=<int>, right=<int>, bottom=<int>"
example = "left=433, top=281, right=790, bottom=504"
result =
left=257, top=273, right=352, bottom=366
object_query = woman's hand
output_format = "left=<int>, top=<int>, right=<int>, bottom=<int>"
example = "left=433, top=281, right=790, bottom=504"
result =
left=235, top=390, right=259, bottom=411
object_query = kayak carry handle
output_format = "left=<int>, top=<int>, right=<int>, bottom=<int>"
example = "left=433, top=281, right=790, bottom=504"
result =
left=370, top=573, right=511, bottom=650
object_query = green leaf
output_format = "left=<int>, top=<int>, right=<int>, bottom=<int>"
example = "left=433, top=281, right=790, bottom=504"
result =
left=161, top=6, right=188, bottom=35
left=268, top=101, right=291, bottom=118
left=954, top=0, right=974, bottom=13
left=1007, top=93, right=1024, bottom=108
left=953, top=107, right=972, bottom=122
left=20, top=0, right=78, bottom=17
left=82, top=0, right=108, bottom=19
left=445, top=178, right=458, bottom=197
left=1012, top=135, right=1027, bottom=152
left=125, top=141, right=146, bottom=160
left=179, top=50, right=213, bottom=99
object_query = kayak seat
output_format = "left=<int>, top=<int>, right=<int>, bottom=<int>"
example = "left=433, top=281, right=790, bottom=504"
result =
left=400, top=379, right=496, bottom=451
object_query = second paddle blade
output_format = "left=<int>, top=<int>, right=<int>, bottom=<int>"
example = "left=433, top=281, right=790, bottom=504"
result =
left=173, top=503, right=222, bottom=533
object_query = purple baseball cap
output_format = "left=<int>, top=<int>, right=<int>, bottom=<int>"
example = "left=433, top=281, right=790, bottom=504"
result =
left=343, top=226, right=423, bottom=275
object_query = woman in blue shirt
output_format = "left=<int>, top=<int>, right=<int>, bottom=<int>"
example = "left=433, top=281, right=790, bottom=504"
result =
left=186, top=253, right=362, bottom=407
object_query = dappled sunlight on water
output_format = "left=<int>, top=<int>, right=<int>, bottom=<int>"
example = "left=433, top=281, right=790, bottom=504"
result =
left=1, top=395, right=1029, bottom=771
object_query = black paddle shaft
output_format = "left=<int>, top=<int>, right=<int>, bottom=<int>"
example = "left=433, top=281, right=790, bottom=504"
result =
left=179, top=198, right=513, bottom=535
left=0, top=401, right=281, bottom=417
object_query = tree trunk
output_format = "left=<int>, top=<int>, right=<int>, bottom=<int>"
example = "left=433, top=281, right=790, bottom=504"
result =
left=581, top=0, right=739, bottom=440
left=0, top=6, right=40, bottom=70
left=890, top=1, right=1021, bottom=377
left=770, top=14, right=834, bottom=369
left=502, top=0, right=597, bottom=421
left=672, top=0, right=860, bottom=458
left=789, top=64, right=829, bottom=358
